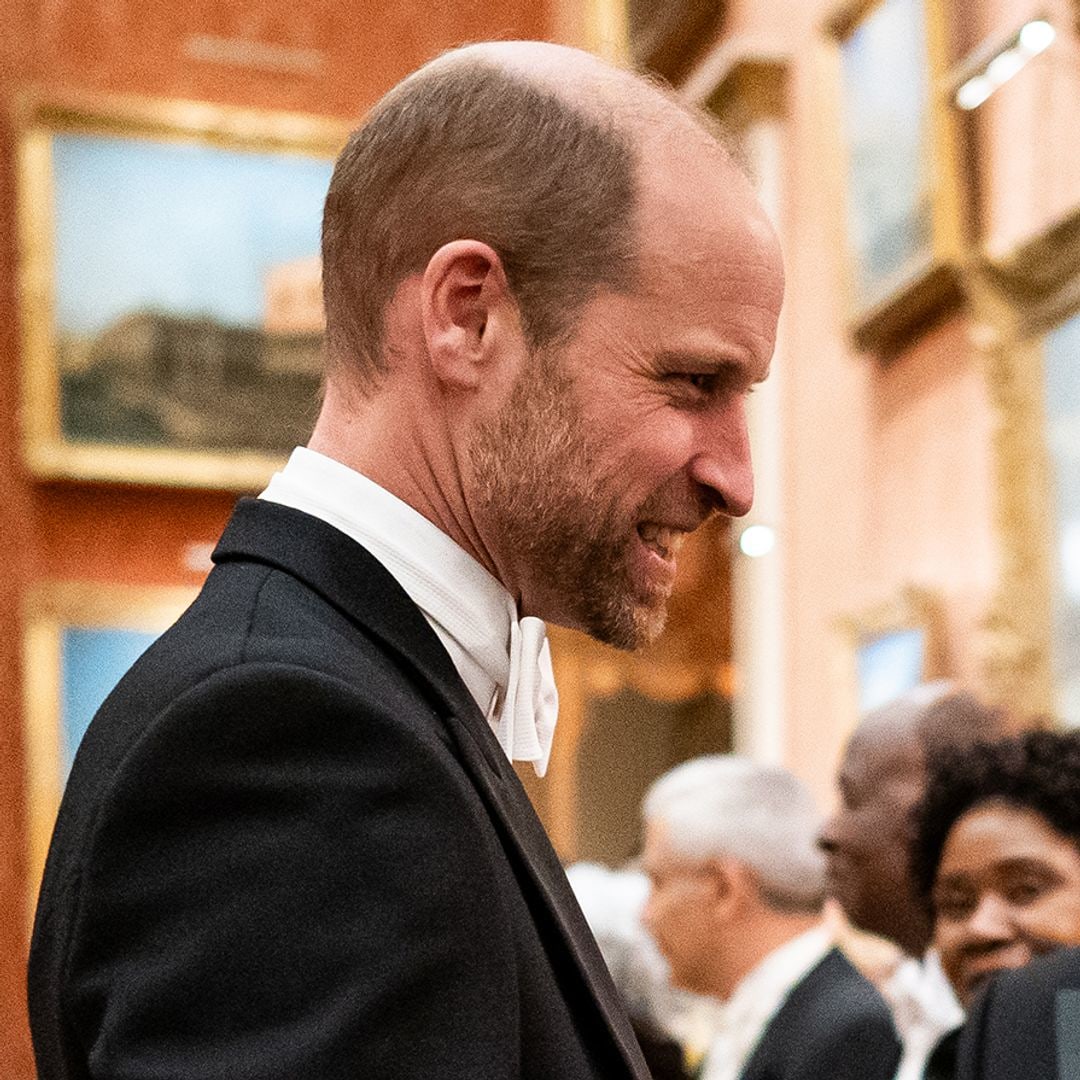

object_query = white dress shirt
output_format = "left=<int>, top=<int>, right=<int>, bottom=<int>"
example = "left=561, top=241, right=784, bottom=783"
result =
left=259, top=447, right=558, bottom=775
left=700, top=925, right=833, bottom=1080
left=882, top=950, right=964, bottom=1080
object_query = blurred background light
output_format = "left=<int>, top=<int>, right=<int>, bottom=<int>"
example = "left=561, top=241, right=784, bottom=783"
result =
left=955, top=18, right=1056, bottom=111
left=739, top=525, right=776, bottom=558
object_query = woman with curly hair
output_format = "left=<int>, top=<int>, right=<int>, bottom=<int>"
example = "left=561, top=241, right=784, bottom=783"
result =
left=911, top=729, right=1080, bottom=1010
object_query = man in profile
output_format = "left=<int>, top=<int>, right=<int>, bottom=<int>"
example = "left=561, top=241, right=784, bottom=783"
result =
left=641, top=756, right=900, bottom=1080
left=28, top=41, right=784, bottom=1080
left=818, top=683, right=1006, bottom=1080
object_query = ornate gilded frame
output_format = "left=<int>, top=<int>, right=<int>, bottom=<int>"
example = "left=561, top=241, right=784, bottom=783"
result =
left=967, top=204, right=1080, bottom=721
left=22, top=580, right=198, bottom=914
left=835, top=585, right=947, bottom=724
left=15, top=91, right=348, bottom=490
left=827, top=0, right=965, bottom=356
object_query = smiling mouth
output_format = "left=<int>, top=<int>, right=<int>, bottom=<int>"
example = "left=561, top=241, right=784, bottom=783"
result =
left=636, top=523, right=688, bottom=563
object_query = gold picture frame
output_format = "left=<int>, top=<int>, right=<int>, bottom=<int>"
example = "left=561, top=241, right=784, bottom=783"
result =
left=682, top=46, right=790, bottom=146
left=22, top=581, right=198, bottom=913
left=970, top=203, right=1080, bottom=723
left=835, top=586, right=947, bottom=725
left=828, top=0, right=965, bottom=356
left=15, top=92, right=349, bottom=490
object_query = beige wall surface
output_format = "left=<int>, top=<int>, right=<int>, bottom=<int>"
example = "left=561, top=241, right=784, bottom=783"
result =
left=679, top=0, right=1079, bottom=806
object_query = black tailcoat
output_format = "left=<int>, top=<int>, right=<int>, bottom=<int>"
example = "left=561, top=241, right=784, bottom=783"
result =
left=955, top=947, right=1080, bottom=1080
left=736, top=948, right=901, bottom=1080
left=28, top=499, right=650, bottom=1080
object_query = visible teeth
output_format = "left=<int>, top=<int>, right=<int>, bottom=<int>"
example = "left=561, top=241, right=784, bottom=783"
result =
left=638, top=523, right=684, bottom=557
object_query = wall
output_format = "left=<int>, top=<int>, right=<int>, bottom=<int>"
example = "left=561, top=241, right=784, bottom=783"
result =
left=0, top=1, right=551, bottom=1071
left=687, top=0, right=1079, bottom=808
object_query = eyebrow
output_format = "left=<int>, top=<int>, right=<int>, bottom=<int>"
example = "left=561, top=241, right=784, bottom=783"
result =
left=992, top=856, right=1063, bottom=876
left=937, top=857, right=1063, bottom=887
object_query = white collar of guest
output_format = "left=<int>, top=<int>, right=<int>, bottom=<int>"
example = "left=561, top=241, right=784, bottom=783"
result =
left=259, top=446, right=558, bottom=777
left=883, top=949, right=965, bottom=1080
left=701, top=925, right=833, bottom=1080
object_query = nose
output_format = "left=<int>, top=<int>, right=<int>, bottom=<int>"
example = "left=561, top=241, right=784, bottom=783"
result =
left=688, top=400, right=754, bottom=518
left=641, top=892, right=658, bottom=937
left=817, top=817, right=839, bottom=855
left=964, top=894, right=1015, bottom=944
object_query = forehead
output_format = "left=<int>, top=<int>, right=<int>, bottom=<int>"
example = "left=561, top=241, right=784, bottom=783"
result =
left=629, top=141, right=784, bottom=379
left=642, top=818, right=667, bottom=860
left=842, top=722, right=923, bottom=786
left=941, top=802, right=1080, bottom=873
left=642, top=819, right=680, bottom=872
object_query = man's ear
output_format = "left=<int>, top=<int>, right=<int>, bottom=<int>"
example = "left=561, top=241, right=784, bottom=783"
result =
left=420, top=240, right=519, bottom=390
left=705, top=857, right=755, bottom=920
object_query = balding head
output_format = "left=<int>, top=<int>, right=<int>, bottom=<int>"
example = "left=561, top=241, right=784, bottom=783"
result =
left=856, top=681, right=1001, bottom=759
left=313, top=41, right=783, bottom=647
left=819, top=684, right=1006, bottom=955
left=320, top=41, right=743, bottom=393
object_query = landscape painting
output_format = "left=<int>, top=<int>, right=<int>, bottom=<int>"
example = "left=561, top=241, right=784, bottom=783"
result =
left=18, top=99, right=345, bottom=487
left=839, top=0, right=935, bottom=310
left=855, top=626, right=927, bottom=713
left=22, top=583, right=198, bottom=907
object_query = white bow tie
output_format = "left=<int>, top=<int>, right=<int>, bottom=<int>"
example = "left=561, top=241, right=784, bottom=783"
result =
left=489, top=615, right=559, bottom=778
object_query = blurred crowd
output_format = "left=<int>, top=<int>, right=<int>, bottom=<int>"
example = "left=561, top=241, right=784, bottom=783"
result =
left=569, top=683, right=1080, bottom=1080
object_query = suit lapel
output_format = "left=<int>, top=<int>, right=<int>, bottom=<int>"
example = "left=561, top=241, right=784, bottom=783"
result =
left=735, top=949, right=838, bottom=1080
left=443, top=710, right=650, bottom=1078
left=213, top=499, right=649, bottom=1079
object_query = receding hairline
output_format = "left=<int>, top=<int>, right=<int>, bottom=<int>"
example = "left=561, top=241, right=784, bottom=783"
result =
left=412, top=40, right=741, bottom=174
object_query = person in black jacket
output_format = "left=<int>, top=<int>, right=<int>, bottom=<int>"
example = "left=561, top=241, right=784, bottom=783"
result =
left=641, top=756, right=900, bottom=1080
left=911, top=731, right=1080, bottom=1080
left=817, top=685, right=1006, bottom=1080
left=28, top=39, right=785, bottom=1080
left=954, top=946, right=1080, bottom=1080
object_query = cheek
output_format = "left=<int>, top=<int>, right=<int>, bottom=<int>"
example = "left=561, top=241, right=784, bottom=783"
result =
left=613, top=431, right=695, bottom=491
left=662, top=897, right=704, bottom=949
left=1023, top=891, right=1080, bottom=946
left=935, top=922, right=968, bottom=981
left=835, top=812, right=888, bottom=860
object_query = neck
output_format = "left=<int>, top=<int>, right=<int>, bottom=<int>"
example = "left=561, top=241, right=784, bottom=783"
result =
left=892, top=906, right=933, bottom=959
left=710, top=911, right=822, bottom=1001
left=309, top=377, right=506, bottom=591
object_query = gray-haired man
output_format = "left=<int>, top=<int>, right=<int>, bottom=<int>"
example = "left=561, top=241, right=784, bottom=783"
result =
left=642, top=756, right=900, bottom=1080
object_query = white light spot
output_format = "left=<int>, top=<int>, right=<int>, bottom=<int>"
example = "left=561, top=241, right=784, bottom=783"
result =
left=1019, top=19, right=1056, bottom=54
left=956, top=76, right=994, bottom=110
left=987, top=47, right=1026, bottom=86
left=739, top=525, right=776, bottom=558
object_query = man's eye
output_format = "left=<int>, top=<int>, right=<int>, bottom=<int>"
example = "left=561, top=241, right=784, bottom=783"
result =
left=671, top=373, right=721, bottom=397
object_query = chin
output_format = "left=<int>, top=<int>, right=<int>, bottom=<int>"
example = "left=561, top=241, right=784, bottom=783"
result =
left=590, top=600, right=668, bottom=652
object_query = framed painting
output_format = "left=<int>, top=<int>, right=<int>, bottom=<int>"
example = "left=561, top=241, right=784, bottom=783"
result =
left=837, top=586, right=946, bottom=719
left=829, top=0, right=964, bottom=354
left=16, top=93, right=348, bottom=489
left=22, top=581, right=198, bottom=909
left=974, top=204, right=1080, bottom=723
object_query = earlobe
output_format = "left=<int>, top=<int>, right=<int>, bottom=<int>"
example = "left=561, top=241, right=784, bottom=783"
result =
left=421, top=240, right=510, bottom=390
